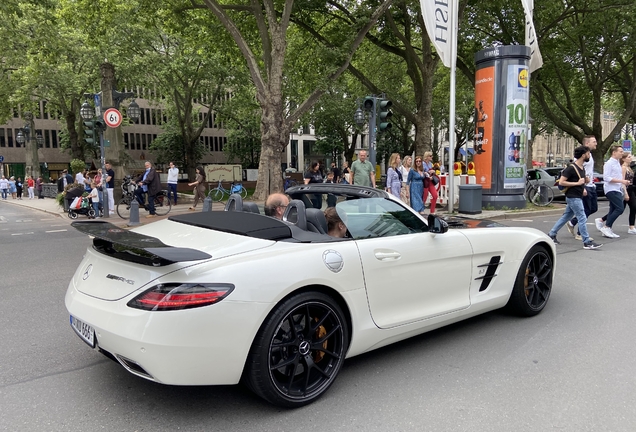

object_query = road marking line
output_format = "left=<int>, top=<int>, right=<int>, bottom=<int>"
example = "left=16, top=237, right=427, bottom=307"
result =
left=11, top=232, right=35, bottom=236
left=510, top=219, right=533, bottom=222
left=46, top=229, right=68, bottom=233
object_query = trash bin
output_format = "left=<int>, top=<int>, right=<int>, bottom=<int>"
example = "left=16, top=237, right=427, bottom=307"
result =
left=458, top=184, right=482, bottom=214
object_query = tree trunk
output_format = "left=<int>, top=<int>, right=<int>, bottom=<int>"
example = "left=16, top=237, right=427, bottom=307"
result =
left=253, top=104, right=285, bottom=200
left=65, top=110, right=83, bottom=160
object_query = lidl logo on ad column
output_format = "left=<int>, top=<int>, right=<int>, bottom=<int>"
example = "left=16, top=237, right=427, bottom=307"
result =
left=518, top=68, right=528, bottom=88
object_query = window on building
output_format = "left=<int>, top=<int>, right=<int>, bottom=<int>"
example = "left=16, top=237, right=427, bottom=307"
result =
left=51, top=130, right=58, bottom=148
left=221, top=137, right=226, bottom=152
left=123, top=133, right=129, bottom=150
left=136, top=133, right=141, bottom=150
left=7, top=128, right=13, bottom=146
left=43, top=101, right=49, bottom=119
left=145, top=109, right=150, bottom=124
left=45, top=130, right=51, bottom=148
left=0, top=128, right=5, bottom=147
left=140, top=108, right=145, bottom=124
left=141, top=133, right=147, bottom=150
left=213, top=136, right=218, bottom=152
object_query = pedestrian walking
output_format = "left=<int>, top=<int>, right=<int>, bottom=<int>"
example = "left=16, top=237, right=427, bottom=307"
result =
left=0, top=176, right=8, bottom=200
left=167, top=161, right=179, bottom=205
left=422, top=152, right=438, bottom=214
left=399, top=155, right=412, bottom=205
left=87, top=182, right=100, bottom=218
left=36, top=175, right=44, bottom=199
left=385, top=153, right=402, bottom=199
left=16, top=177, right=23, bottom=200
left=350, top=150, right=375, bottom=188
left=9, top=176, right=17, bottom=199
left=104, top=162, right=115, bottom=215
left=596, top=145, right=630, bottom=238
left=621, top=153, right=636, bottom=234
left=407, top=156, right=427, bottom=213
left=548, top=145, right=602, bottom=250
left=567, top=135, right=599, bottom=240
left=188, top=166, right=207, bottom=210
left=27, top=176, right=35, bottom=199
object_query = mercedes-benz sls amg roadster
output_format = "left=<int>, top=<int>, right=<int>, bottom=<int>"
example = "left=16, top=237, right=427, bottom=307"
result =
left=65, top=184, right=555, bottom=407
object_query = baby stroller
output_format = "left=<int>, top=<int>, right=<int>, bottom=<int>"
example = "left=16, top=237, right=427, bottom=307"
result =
left=68, top=196, right=97, bottom=219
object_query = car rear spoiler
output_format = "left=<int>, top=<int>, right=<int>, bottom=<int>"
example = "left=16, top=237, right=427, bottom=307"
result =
left=71, top=221, right=212, bottom=266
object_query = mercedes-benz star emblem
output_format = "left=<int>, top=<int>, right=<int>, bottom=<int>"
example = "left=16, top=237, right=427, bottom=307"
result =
left=82, top=264, right=93, bottom=280
left=299, top=341, right=311, bottom=356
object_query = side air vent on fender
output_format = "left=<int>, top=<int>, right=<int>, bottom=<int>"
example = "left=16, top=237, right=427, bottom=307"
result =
left=475, top=256, right=502, bottom=292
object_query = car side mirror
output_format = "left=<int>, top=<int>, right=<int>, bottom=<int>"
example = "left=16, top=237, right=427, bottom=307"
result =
left=428, top=214, right=448, bottom=234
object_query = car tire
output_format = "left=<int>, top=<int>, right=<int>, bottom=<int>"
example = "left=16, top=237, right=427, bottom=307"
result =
left=244, top=291, right=349, bottom=408
left=506, top=245, right=553, bottom=317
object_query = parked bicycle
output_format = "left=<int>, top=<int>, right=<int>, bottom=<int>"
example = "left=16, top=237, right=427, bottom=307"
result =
left=116, top=175, right=172, bottom=218
left=207, top=179, right=247, bottom=202
left=525, top=181, right=554, bottom=206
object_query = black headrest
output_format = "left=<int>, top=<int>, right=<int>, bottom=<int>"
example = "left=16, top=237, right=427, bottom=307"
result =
left=282, top=199, right=307, bottom=230
left=224, top=194, right=244, bottom=211
left=242, top=201, right=260, bottom=214
left=305, top=208, right=327, bottom=234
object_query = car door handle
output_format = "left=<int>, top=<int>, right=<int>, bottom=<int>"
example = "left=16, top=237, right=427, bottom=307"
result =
left=374, top=250, right=401, bottom=261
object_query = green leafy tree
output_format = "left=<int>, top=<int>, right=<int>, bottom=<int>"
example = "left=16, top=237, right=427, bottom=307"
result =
left=196, top=0, right=394, bottom=199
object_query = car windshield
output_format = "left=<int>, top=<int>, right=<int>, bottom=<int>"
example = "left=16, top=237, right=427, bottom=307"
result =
left=335, top=198, right=428, bottom=239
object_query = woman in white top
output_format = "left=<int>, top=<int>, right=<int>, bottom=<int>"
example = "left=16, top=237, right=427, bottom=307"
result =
left=399, top=155, right=412, bottom=205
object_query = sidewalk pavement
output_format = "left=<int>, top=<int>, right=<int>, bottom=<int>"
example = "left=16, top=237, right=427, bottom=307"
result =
left=2, top=195, right=566, bottom=227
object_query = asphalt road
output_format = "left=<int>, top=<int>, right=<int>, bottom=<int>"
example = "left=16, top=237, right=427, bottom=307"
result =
left=1, top=201, right=635, bottom=432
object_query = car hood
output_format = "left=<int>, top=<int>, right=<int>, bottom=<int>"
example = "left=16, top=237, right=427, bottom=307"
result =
left=442, top=215, right=507, bottom=229
left=70, top=219, right=275, bottom=301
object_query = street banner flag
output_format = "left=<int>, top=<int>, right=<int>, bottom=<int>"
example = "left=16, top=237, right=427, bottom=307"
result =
left=521, top=0, right=543, bottom=73
left=419, top=0, right=458, bottom=68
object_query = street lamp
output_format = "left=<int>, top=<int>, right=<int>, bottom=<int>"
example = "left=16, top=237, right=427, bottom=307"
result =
left=354, top=108, right=365, bottom=127
left=15, top=126, right=43, bottom=148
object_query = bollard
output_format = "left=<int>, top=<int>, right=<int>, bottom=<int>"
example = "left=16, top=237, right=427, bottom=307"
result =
left=202, top=195, right=212, bottom=212
left=127, top=199, right=141, bottom=226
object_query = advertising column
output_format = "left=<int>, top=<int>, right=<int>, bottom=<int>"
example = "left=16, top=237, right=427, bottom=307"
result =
left=474, top=45, right=531, bottom=209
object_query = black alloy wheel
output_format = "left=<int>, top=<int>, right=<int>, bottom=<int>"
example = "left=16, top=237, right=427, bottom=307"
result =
left=506, top=245, right=553, bottom=316
left=245, top=292, right=349, bottom=408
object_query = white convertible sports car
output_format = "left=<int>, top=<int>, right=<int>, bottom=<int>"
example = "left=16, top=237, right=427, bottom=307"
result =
left=65, top=184, right=555, bottom=407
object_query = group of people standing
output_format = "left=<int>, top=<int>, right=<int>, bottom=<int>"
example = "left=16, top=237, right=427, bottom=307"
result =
left=386, top=151, right=438, bottom=214
left=0, top=175, right=37, bottom=200
left=548, top=135, right=636, bottom=250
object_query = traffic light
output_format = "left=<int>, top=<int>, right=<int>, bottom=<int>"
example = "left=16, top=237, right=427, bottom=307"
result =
left=83, top=119, right=105, bottom=146
left=363, top=96, right=375, bottom=111
left=377, top=99, right=392, bottom=132
left=83, top=120, right=96, bottom=146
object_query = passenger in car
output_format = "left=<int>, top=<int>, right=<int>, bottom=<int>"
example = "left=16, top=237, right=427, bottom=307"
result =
left=264, top=193, right=290, bottom=219
left=324, top=207, right=347, bottom=238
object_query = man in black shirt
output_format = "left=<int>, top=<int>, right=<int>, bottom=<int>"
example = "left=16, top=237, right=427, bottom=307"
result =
left=330, top=162, right=341, bottom=184
left=547, top=146, right=602, bottom=250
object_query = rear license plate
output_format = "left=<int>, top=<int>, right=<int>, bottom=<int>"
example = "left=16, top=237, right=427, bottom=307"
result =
left=70, top=315, right=95, bottom=348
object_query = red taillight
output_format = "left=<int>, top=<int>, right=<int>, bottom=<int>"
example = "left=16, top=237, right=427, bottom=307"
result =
left=128, top=283, right=234, bottom=311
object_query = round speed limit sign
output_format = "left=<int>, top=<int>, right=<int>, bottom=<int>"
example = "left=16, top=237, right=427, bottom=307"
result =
left=103, top=108, right=123, bottom=128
